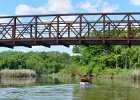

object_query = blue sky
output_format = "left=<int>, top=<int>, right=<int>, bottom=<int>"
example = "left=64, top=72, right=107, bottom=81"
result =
left=0, top=0, right=140, bottom=55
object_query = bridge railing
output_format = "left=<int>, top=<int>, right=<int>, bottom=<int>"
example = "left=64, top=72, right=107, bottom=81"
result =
left=0, top=12, right=140, bottom=41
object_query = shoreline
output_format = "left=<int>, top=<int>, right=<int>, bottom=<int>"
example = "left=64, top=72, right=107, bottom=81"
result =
left=48, top=72, right=137, bottom=81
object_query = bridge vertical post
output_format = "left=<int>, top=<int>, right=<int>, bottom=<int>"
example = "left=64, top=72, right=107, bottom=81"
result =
left=68, top=23, right=70, bottom=37
left=103, top=14, right=106, bottom=44
left=57, top=15, right=59, bottom=43
left=35, top=16, right=38, bottom=40
left=79, top=14, right=82, bottom=43
left=30, top=25, right=33, bottom=38
left=49, top=24, right=51, bottom=38
left=12, top=17, right=16, bottom=44
left=88, top=22, right=90, bottom=37
left=127, top=13, right=131, bottom=46
left=108, top=22, right=110, bottom=37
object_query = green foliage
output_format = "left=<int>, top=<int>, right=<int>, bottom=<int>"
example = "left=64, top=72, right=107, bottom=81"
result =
left=0, top=51, right=71, bottom=75
left=60, top=63, right=79, bottom=75
left=72, top=44, right=140, bottom=76
left=1, top=40, right=140, bottom=77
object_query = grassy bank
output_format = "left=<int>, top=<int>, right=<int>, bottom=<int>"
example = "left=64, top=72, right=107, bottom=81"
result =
left=0, top=69, right=36, bottom=78
left=55, top=68, right=140, bottom=80
left=99, top=69, right=140, bottom=80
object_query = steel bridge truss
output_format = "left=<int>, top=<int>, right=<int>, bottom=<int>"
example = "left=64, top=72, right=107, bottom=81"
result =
left=0, top=12, right=140, bottom=48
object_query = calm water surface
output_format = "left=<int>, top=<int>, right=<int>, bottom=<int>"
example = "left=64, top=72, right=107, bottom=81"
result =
left=0, top=76, right=140, bottom=100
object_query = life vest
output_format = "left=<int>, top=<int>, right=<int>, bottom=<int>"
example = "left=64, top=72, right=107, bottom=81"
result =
left=80, top=76, right=89, bottom=82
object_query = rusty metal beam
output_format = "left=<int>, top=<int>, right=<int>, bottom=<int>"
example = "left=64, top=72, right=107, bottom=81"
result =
left=81, top=41, right=89, bottom=47
left=36, top=41, right=50, bottom=48
left=15, top=41, right=32, bottom=48
left=0, top=43, right=13, bottom=48
left=58, top=41, right=69, bottom=47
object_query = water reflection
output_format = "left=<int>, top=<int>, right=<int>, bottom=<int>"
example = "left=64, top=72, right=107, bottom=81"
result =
left=0, top=84, right=77, bottom=100
left=132, top=79, right=140, bottom=88
left=0, top=77, right=140, bottom=100
left=1, top=78, right=36, bottom=86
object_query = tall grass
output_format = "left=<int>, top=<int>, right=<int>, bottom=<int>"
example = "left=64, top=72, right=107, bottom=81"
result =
left=132, top=70, right=140, bottom=80
left=0, top=69, right=36, bottom=78
left=113, top=69, right=133, bottom=79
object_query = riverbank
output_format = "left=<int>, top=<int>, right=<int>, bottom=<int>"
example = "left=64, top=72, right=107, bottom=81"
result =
left=49, top=69, right=140, bottom=80
left=0, top=68, right=139, bottom=81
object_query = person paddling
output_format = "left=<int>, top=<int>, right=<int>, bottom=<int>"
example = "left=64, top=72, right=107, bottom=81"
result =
left=80, top=74, right=89, bottom=82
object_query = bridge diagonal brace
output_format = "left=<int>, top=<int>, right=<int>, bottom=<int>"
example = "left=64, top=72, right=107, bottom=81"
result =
left=36, top=41, right=50, bottom=48
left=0, top=42, right=13, bottom=49
left=58, top=41, right=69, bottom=47
left=15, top=41, right=32, bottom=48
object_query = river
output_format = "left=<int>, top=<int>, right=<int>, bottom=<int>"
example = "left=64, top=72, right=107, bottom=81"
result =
left=0, top=76, right=139, bottom=100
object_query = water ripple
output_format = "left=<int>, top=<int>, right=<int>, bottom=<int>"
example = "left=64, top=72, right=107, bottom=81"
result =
left=0, top=84, right=77, bottom=100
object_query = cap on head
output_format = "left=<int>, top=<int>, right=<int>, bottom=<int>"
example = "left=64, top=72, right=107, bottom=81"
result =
left=83, top=74, right=87, bottom=76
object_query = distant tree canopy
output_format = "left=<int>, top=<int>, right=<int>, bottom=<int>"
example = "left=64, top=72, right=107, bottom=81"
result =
left=0, top=51, right=71, bottom=74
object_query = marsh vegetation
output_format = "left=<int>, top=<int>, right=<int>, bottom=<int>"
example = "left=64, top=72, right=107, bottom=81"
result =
left=0, top=69, right=36, bottom=78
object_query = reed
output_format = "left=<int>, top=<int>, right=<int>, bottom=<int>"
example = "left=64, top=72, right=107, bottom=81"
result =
left=132, top=70, right=140, bottom=80
left=0, top=69, right=36, bottom=78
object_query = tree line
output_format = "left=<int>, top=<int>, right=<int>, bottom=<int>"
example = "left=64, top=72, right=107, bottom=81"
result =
left=0, top=51, right=71, bottom=75
left=71, top=45, right=140, bottom=75
left=0, top=44, right=140, bottom=76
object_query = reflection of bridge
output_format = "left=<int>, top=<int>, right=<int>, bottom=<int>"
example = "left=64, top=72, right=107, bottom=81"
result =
left=1, top=12, right=140, bottom=48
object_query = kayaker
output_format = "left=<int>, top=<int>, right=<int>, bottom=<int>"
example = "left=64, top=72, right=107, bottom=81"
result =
left=80, top=74, right=89, bottom=82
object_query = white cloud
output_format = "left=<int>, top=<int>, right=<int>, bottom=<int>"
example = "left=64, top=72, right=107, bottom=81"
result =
left=102, top=2, right=119, bottom=12
left=77, top=0, right=119, bottom=13
left=60, top=16, right=76, bottom=21
left=15, top=4, right=47, bottom=15
left=0, top=14, right=8, bottom=23
left=77, top=1, right=97, bottom=12
left=130, top=0, right=140, bottom=5
left=15, top=0, right=73, bottom=15
left=47, top=0, right=73, bottom=13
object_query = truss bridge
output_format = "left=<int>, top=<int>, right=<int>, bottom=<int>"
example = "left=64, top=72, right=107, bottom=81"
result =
left=0, top=12, right=140, bottom=48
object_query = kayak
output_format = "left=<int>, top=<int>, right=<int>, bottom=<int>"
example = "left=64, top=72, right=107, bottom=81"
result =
left=80, top=82, right=90, bottom=85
